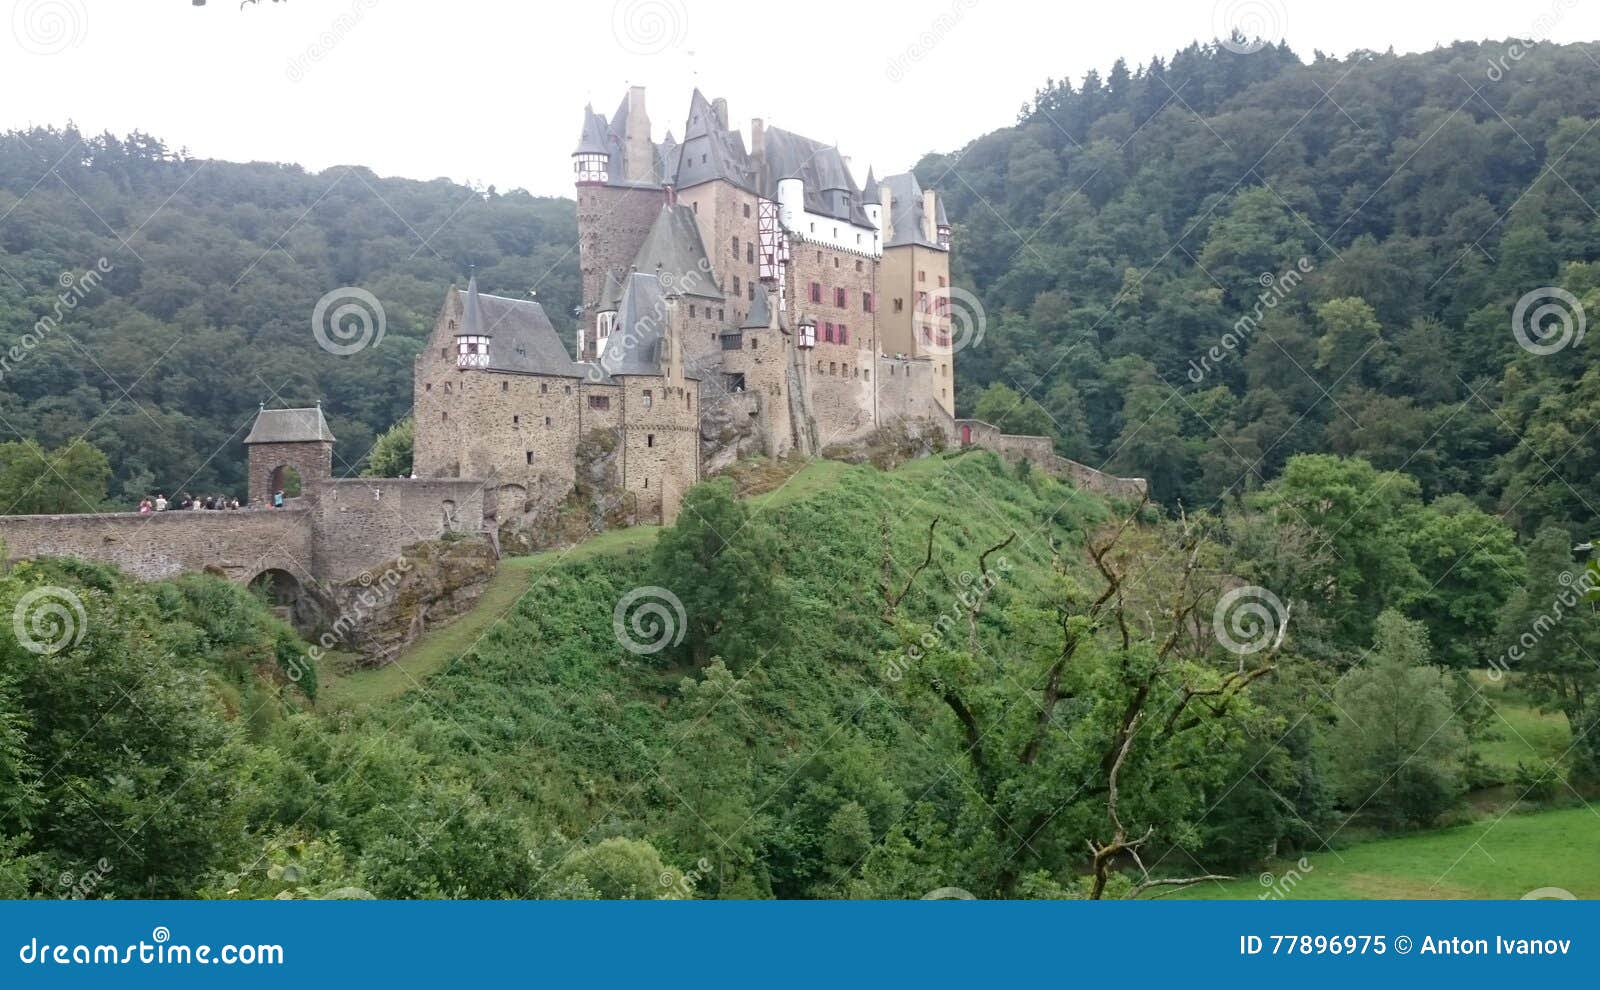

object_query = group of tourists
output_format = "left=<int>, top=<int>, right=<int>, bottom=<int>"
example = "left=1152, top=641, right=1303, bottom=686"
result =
left=137, top=491, right=242, bottom=514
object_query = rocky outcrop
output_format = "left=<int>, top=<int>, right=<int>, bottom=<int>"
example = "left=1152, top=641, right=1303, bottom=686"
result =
left=821, top=416, right=949, bottom=471
left=314, top=537, right=498, bottom=667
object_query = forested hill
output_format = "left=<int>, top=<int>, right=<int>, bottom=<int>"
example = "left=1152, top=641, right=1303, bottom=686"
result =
left=0, top=130, right=578, bottom=505
left=918, top=38, right=1600, bottom=537
left=5, top=38, right=1600, bottom=534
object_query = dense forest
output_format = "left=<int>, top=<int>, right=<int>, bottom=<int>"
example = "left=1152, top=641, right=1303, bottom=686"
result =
left=927, top=38, right=1600, bottom=539
left=0, top=131, right=577, bottom=507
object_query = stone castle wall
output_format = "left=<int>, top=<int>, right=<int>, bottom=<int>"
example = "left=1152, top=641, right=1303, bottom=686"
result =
left=577, top=184, right=663, bottom=315
left=0, top=507, right=316, bottom=584
left=953, top=419, right=1149, bottom=499
left=309, top=478, right=486, bottom=583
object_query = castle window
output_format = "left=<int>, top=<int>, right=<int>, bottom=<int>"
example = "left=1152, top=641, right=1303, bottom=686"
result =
left=863, top=292, right=873, bottom=313
left=426, top=383, right=432, bottom=392
left=750, top=337, right=757, bottom=350
left=918, top=270, right=926, bottom=282
left=526, top=451, right=534, bottom=464
left=856, top=234, right=862, bottom=245
left=564, top=385, right=572, bottom=394
left=746, top=244, right=754, bottom=263
left=442, top=411, right=448, bottom=421
left=743, top=204, right=751, bottom=218
left=643, top=390, right=653, bottom=408
left=748, top=283, right=755, bottom=301
left=843, top=363, right=849, bottom=376
left=922, top=326, right=933, bottom=345
left=856, top=260, right=863, bottom=272
left=824, top=322, right=834, bottom=343
left=939, top=275, right=947, bottom=288
left=817, top=361, right=824, bottom=372
left=732, top=236, right=740, bottom=258
left=893, top=298, right=904, bottom=313
left=693, top=202, right=698, bottom=213
left=863, top=369, right=869, bottom=382
left=839, top=324, right=849, bottom=345
left=733, top=276, right=740, bottom=295
left=686, top=392, right=692, bottom=410
left=588, top=395, right=610, bottom=410
left=545, top=416, right=553, bottom=427
left=647, top=434, right=655, bottom=448
left=690, top=304, right=696, bottom=317
left=810, top=223, right=815, bottom=233
left=444, top=382, right=451, bottom=393
left=449, top=320, right=456, bottom=330
left=513, top=415, right=520, bottom=424
left=829, top=362, right=837, bottom=375
left=834, top=287, right=846, bottom=307
left=834, top=257, right=840, bottom=268
left=718, top=308, right=725, bottom=320
left=644, top=478, right=649, bottom=489
left=502, top=381, right=508, bottom=392
left=810, top=282, right=821, bottom=303
left=540, top=382, right=548, bottom=394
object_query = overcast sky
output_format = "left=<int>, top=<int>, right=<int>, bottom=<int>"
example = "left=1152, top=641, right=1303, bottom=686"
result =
left=2, top=0, right=1596, bottom=197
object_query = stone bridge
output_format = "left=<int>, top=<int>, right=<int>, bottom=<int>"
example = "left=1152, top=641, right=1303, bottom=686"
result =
left=954, top=418, right=1148, bottom=499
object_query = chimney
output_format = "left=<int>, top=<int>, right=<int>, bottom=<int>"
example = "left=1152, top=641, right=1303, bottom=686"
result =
left=923, top=189, right=938, bottom=243
left=712, top=97, right=728, bottom=129
left=751, top=117, right=766, bottom=186
left=625, top=86, right=652, bottom=184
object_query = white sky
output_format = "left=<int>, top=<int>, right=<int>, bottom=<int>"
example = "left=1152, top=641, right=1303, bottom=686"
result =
left=2, top=0, right=1597, bottom=197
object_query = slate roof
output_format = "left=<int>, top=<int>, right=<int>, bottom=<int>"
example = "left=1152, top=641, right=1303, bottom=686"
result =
left=597, top=272, right=700, bottom=381
left=630, top=204, right=724, bottom=300
left=573, top=103, right=614, bottom=156
left=458, top=285, right=588, bottom=378
left=761, top=125, right=873, bottom=227
left=656, top=131, right=679, bottom=186
left=883, top=172, right=944, bottom=249
left=244, top=405, right=335, bottom=445
left=860, top=166, right=880, bottom=204
left=674, top=89, right=756, bottom=192
left=741, top=285, right=776, bottom=330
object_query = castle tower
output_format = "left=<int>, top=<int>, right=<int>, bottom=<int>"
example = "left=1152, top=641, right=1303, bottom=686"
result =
left=573, top=103, right=611, bottom=185
left=243, top=403, right=335, bottom=506
left=573, top=95, right=667, bottom=322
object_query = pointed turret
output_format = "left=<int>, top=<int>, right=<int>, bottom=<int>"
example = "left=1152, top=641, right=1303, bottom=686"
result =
left=455, top=274, right=491, bottom=368
left=573, top=105, right=612, bottom=185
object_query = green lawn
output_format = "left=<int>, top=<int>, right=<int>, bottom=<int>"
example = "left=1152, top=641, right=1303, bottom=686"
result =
left=1176, top=806, right=1600, bottom=899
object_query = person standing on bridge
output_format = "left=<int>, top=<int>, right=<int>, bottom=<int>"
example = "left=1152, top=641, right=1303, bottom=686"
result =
left=154, top=493, right=167, bottom=511
left=272, top=490, right=285, bottom=509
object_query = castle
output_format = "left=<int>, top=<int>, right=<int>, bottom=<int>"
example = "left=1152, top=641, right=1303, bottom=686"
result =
left=412, top=87, right=957, bottom=525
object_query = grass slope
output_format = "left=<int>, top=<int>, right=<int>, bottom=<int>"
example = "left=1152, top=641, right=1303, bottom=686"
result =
left=319, top=451, right=1116, bottom=850
left=1177, top=807, right=1600, bottom=899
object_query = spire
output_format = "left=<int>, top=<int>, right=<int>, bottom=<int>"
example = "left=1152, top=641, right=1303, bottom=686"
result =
left=461, top=273, right=486, bottom=337
left=573, top=104, right=612, bottom=156
left=861, top=166, right=880, bottom=202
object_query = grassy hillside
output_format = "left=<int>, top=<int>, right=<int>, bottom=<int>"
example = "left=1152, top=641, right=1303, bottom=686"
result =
left=1177, top=807, right=1599, bottom=899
